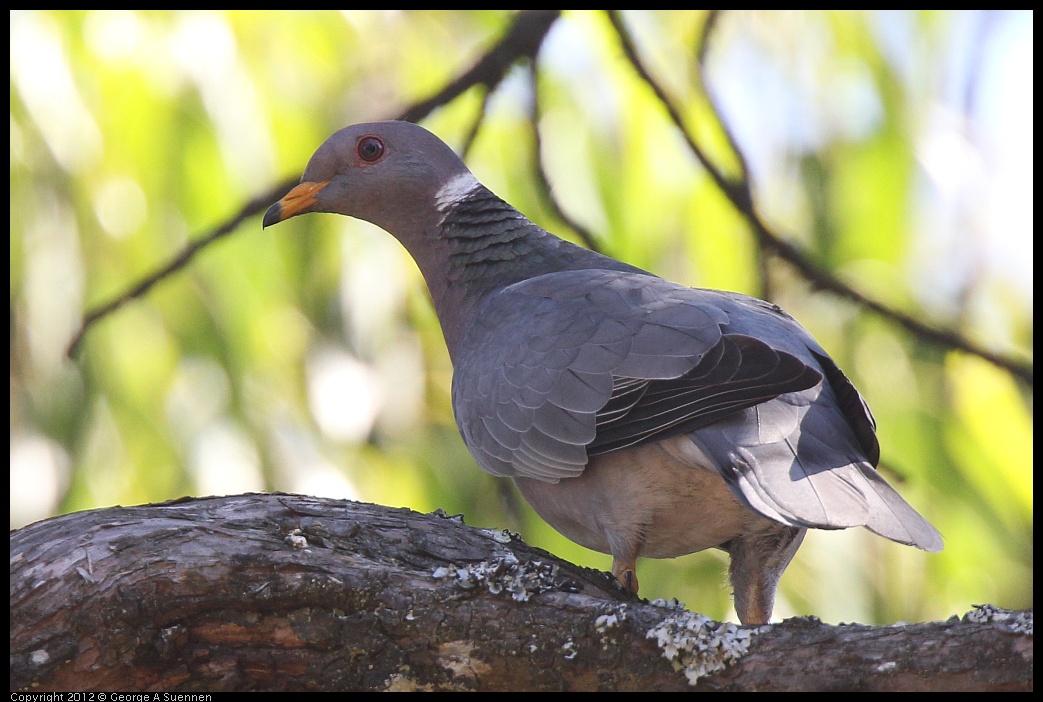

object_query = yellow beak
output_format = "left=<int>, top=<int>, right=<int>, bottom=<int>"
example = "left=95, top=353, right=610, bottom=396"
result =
left=263, top=180, right=330, bottom=227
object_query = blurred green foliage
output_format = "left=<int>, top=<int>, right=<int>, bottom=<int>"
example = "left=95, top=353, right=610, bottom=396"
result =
left=10, top=10, right=1032, bottom=625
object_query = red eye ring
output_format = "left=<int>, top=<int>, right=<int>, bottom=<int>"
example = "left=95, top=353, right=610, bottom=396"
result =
left=358, top=136, right=385, bottom=163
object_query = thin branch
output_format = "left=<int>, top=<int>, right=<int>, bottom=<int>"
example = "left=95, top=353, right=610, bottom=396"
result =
left=607, top=11, right=753, bottom=214
left=457, top=86, right=492, bottom=160
left=607, top=10, right=1032, bottom=386
left=694, top=10, right=751, bottom=185
left=527, top=63, right=603, bottom=253
left=397, top=10, right=560, bottom=124
left=64, top=184, right=295, bottom=358
left=695, top=10, right=771, bottom=300
left=68, top=10, right=563, bottom=359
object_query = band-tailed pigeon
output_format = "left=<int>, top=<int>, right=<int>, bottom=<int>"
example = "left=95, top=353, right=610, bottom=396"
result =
left=264, top=121, right=942, bottom=624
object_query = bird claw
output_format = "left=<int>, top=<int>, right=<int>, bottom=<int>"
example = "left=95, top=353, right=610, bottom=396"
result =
left=613, top=567, right=639, bottom=594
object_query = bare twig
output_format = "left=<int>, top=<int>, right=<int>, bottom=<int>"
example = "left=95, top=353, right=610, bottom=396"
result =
left=68, top=10, right=563, bottom=359
left=693, top=10, right=751, bottom=184
left=458, top=86, right=492, bottom=160
left=397, top=10, right=560, bottom=124
left=64, top=183, right=295, bottom=358
left=694, top=10, right=771, bottom=300
left=608, top=11, right=753, bottom=214
left=607, top=10, right=1032, bottom=386
left=527, top=63, right=603, bottom=253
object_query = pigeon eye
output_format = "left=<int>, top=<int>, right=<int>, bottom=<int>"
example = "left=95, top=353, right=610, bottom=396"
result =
left=357, top=136, right=385, bottom=163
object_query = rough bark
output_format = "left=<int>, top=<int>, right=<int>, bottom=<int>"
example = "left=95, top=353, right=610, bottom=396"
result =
left=10, top=494, right=1032, bottom=692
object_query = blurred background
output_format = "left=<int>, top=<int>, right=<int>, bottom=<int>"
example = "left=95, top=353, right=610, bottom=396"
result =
left=10, top=10, right=1032, bottom=625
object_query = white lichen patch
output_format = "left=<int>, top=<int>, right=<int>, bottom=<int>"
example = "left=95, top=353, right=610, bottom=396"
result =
left=596, top=604, right=629, bottom=632
left=646, top=610, right=755, bottom=686
left=649, top=597, right=688, bottom=611
left=431, top=552, right=569, bottom=602
left=965, top=604, right=1033, bottom=635
left=486, top=528, right=518, bottom=544
left=595, top=604, right=629, bottom=649
left=561, top=639, right=578, bottom=660
left=284, top=528, right=309, bottom=549
left=596, top=609, right=617, bottom=634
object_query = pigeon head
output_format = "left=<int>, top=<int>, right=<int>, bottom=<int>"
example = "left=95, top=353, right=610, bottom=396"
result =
left=263, top=121, right=474, bottom=238
left=262, top=120, right=556, bottom=357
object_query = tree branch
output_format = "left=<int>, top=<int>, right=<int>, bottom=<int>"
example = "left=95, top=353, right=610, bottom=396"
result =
left=606, top=10, right=1032, bottom=387
left=397, top=10, right=560, bottom=124
left=64, top=184, right=296, bottom=358
left=66, top=10, right=562, bottom=359
left=68, top=10, right=1031, bottom=389
left=10, top=495, right=1031, bottom=692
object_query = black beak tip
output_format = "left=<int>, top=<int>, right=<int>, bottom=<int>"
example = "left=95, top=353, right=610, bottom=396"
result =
left=262, top=202, right=284, bottom=229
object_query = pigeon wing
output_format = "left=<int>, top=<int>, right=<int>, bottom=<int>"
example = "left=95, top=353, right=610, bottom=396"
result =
left=452, top=269, right=821, bottom=482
